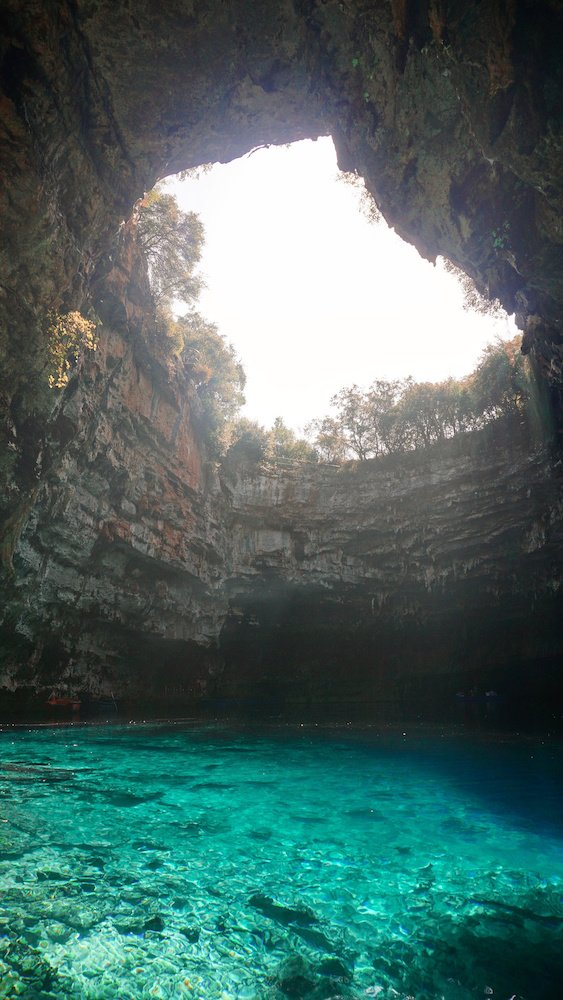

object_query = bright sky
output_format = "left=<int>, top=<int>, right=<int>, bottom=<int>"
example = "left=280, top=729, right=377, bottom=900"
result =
left=167, top=137, right=516, bottom=433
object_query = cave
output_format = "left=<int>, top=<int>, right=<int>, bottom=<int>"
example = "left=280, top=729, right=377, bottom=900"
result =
left=1, top=5, right=563, bottom=997
left=0, top=0, right=562, bottom=721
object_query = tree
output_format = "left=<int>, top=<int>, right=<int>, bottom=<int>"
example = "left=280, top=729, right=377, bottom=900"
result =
left=469, top=336, right=530, bottom=422
left=436, top=377, right=473, bottom=437
left=226, top=416, right=318, bottom=464
left=304, top=336, right=529, bottom=465
left=269, top=417, right=318, bottom=462
left=226, top=417, right=273, bottom=462
left=337, top=170, right=382, bottom=224
left=136, top=187, right=204, bottom=308
left=441, top=257, right=505, bottom=319
left=329, top=384, right=377, bottom=460
left=326, top=379, right=406, bottom=460
left=390, top=381, right=448, bottom=449
left=135, top=186, right=247, bottom=451
left=46, top=311, right=97, bottom=389
left=305, top=416, right=348, bottom=464
left=174, top=312, right=246, bottom=451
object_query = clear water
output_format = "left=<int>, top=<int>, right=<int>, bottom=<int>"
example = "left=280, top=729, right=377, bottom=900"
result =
left=1, top=724, right=562, bottom=1000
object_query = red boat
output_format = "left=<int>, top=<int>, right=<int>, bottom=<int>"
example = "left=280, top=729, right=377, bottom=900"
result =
left=46, top=693, right=81, bottom=711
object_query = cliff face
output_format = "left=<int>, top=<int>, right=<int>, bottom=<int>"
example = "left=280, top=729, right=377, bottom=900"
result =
left=0, top=233, right=232, bottom=705
left=2, top=307, right=561, bottom=713
left=218, top=441, right=563, bottom=715
left=0, top=1, right=562, bottom=715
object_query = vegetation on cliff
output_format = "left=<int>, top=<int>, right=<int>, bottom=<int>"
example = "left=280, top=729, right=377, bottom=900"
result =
left=225, top=416, right=317, bottom=464
left=136, top=188, right=245, bottom=453
left=305, top=336, right=532, bottom=463
left=136, top=188, right=204, bottom=309
left=46, top=311, right=98, bottom=389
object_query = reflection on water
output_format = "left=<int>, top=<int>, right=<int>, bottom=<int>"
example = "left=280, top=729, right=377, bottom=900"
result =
left=0, top=724, right=562, bottom=998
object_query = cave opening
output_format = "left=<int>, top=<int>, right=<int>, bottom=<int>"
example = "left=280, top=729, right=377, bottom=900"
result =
left=160, top=136, right=518, bottom=438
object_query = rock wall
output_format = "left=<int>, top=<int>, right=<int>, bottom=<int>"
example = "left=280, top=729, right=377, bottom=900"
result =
left=218, top=438, right=563, bottom=716
left=2, top=305, right=561, bottom=715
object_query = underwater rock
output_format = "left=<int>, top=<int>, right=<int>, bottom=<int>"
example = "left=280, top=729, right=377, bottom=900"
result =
left=100, top=789, right=162, bottom=807
left=114, top=912, right=165, bottom=935
left=144, top=858, right=164, bottom=870
left=291, top=924, right=337, bottom=953
left=191, top=781, right=236, bottom=791
left=248, top=826, right=273, bottom=841
left=181, top=926, right=200, bottom=943
left=249, top=893, right=318, bottom=927
left=317, top=958, right=352, bottom=982
left=275, top=955, right=317, bottom=998
left=471, top=898, right=563, bottom=927
left=36, top=869, right=68, bottom=882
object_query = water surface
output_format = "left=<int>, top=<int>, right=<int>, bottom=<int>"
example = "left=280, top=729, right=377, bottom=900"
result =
left=0, top=724, right=561, bottom=999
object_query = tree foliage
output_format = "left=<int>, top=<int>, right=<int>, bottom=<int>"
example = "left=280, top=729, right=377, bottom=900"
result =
left=227, top=416, right=317, bottom=464
left=470, top=336, right=530, bottom=421
left=269, top=417, right=318, bottom=462
left=441, top=258, right=505, bottom=319
left=337, top=170, right=382, bottom=224
left=136, top=187, right=204, bottom=308
left=172, top=312, right=246, bottom=451
left=47, top=311, right=97, bottom=389
left=136, top=186, right=247, bottom=451
left=306, top=336, right=530, bottom=463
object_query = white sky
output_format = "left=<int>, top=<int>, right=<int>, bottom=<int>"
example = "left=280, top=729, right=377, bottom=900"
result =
left=167, top=137, right=516, bottom=433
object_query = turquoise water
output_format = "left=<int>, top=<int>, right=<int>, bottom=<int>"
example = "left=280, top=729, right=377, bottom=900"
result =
left=0, top=724, right=562, bottom=999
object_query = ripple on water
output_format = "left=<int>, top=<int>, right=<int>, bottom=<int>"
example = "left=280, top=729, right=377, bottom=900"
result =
left=0, top=725, right=562, bottom=999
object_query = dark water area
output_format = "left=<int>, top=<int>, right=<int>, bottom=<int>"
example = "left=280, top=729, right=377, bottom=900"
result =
left=0, top=722, right=562, bottom=998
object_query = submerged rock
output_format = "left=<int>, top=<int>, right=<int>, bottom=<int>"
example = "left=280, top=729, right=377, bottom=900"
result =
left=317, top=959, right=353, bottom=982
left=180, top=925, right=200, bottom=943
left=276, top=955, right=317, bottom=998
left=143, top=914, right=165, bottom=932
left=249, top=893, right=318, bottom=927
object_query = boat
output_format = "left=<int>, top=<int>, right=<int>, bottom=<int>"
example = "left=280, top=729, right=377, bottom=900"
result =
left=46, top=693, right=81, bottom=711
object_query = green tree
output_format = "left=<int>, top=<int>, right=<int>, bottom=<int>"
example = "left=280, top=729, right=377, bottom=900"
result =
left=304, top=416, right=347, bottom=464
left=135, top=186, right=247, bottom=451
left=269, top=417, right=318, bottom=462
left=46, top=311, right=98, bottom=389
left=329, top=384, right=377, bottom=460
left=175, top=312, right=246, bottom=450
left=326, top=379, right=406, bottom=460
left=136, top=187, right=204, bottom=308
left=226, top=416, right=317, bottom=464
left=226, top=417, right=273, bottom=462
left=469, top=336, right=530, bottom=422
left=436, top=377, right=473, bottom=436
left=365, top=378, right=408, bottom=454
left=391, top=381, right=447, bottom=449
left=441, top=258, right=505, bottom=319
left=305, top=336, right=529, bottom=465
